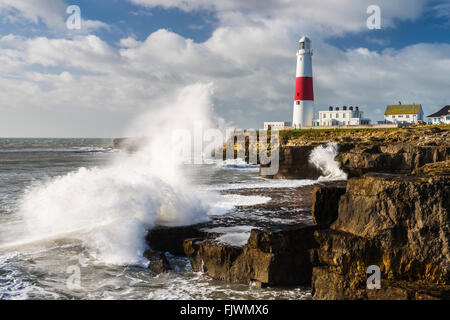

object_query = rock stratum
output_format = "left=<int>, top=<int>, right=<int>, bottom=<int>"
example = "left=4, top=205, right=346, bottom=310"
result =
left=311, top=161, right=450, bottom=299
left=141, top=125, right=449, bottom=299
left=183, top=225, right=318, bottom=287
left=264, top=126, right=450, bottom=179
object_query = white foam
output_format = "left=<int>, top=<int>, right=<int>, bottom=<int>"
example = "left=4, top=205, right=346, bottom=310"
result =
left=204, top=226, right=256, bottom=246
left=207, top=194, right=271, bottom=216
left=204, top=178, right=316, bottom=191
left=309, top=143, right=348, bottom=181
left=10, top=84, right=223, bottom=266
left=219, top=158, right=259, bottom=171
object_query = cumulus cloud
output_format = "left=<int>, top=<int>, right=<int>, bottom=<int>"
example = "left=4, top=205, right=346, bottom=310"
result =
left=129, top=0, right=429, bottom=34
left=432, top=0, right=450, bottom=21
left=0, top=0, right=66, bottom=29
left=0, top=0, right=448, bottom=137
left=0, top=0, right=109, bottom=33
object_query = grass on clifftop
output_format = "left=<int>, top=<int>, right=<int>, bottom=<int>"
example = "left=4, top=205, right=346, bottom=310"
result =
left=277, top=125, right=449, bottom=145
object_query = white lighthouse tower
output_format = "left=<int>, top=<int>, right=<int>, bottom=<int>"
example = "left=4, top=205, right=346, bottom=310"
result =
left=292, top=36, right=314, bottom=129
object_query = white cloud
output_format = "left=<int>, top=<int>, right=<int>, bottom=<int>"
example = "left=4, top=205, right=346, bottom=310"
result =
left=0, top=0, right=65, bottom=29
left=81, top=19, right=110, bottom=33
left=0, top=0, right=448, bottom=137
left=433, top=1, right=450, bottom=21
left=129, top=0, right=429, bottom=34
left=0, top=0, right=109, bottom=33
left=1, top=25, right=450, bottom=136
left=314, top=43, right=450, bottom=119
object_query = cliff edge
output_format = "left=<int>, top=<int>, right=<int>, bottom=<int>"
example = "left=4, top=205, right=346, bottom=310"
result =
left=311, top=160, right=450, bottom=299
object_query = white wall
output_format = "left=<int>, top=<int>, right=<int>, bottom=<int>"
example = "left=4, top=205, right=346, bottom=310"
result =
left=384, top=113, right=420, bottom=123
left=430, top=116, right=450, bottom=124
left=317, top=110, right=368, bottom=126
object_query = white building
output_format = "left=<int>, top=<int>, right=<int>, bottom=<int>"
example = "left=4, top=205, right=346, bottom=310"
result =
left=427, top=105, right=450, bottom=124
left=264, top=121, right=292, bottom=130
left=384, top=103, right=424, bottom=124
left=312, top=106, right=371, bottom=127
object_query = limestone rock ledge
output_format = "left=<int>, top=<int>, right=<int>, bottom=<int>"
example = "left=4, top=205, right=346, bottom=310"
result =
left=183, top=225, right=318, bottom=287
left=269, top=127, right=450, bottom=179
left=311, top=161, right=450, bottom=300
left=270, top=142, right=449, bottom=179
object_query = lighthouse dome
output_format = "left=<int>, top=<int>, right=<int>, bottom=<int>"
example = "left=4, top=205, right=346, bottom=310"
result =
left=299, top=36, right=311, bottom=51
left=299, top=36, right=311, bottom=43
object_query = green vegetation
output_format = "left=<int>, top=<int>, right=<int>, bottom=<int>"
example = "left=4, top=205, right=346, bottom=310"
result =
left=384, top=104, right=421, bottom=115
left=276, top=125, right=449, bottom=145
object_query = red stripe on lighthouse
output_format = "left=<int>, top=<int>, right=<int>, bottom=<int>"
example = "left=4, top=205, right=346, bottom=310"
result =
left=294, top=77, right=314, bottom=101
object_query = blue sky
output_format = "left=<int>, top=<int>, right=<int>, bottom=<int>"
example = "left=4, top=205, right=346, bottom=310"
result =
left=0, top=0, right=449, bottom=137
left=2, top=0, right=449, bottom=49
left=328, top=8, right=450, bottom=51
left=0, top=0, right=218, bottom=43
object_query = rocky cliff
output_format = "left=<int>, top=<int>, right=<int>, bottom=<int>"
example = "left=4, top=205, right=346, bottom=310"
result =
left=183, top=225, right=318, bottom=287
left=311, top=161, right=450, bottom=299
left=140, top=125, right=449, bottom=299
left=268, top=126, right=450, bottom=179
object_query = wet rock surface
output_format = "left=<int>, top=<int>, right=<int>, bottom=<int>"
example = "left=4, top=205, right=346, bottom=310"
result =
left=144, top=249, right=171, bottom=274
left=142, top=127, right=450, bottom=298
left=311, top=162, right=450, bottom=300
left=183, top=225, right=318, bottom=286
left=146, top=225, right=207, bottom=256
left=145, top=184, right=319, bottom=285
left=261, top=145, right=323, bottom=179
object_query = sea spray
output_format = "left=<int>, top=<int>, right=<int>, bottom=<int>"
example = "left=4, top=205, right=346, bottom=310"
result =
left=16, top=83, right=223, bottom=265
left=309, top=143, right=348, bottom=181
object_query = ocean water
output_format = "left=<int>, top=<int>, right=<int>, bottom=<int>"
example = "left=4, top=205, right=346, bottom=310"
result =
left=0, top=138, right=341, bottom=300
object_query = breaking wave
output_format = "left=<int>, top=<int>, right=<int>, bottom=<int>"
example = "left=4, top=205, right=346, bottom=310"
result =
left=11, top=83, right=223, bottom=266
left=309, top=143, right=348, bottom=181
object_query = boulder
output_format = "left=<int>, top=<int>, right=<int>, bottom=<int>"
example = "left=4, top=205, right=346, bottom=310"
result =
left=144, top=249, right=171, bottom=274
left=184, top=225, right=318, bottom=286
left=146, top=224, right=207, bottom=256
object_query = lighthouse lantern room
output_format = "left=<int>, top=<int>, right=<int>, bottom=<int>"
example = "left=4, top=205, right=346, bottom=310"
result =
left=292, top=36, right=315, bottom=129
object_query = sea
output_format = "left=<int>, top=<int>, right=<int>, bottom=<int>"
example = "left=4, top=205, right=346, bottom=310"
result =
left=0, top=138, right=342, bottom=300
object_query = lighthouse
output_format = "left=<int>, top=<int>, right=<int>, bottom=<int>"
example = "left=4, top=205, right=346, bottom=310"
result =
left=292, top=36, right=314, bottom=129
